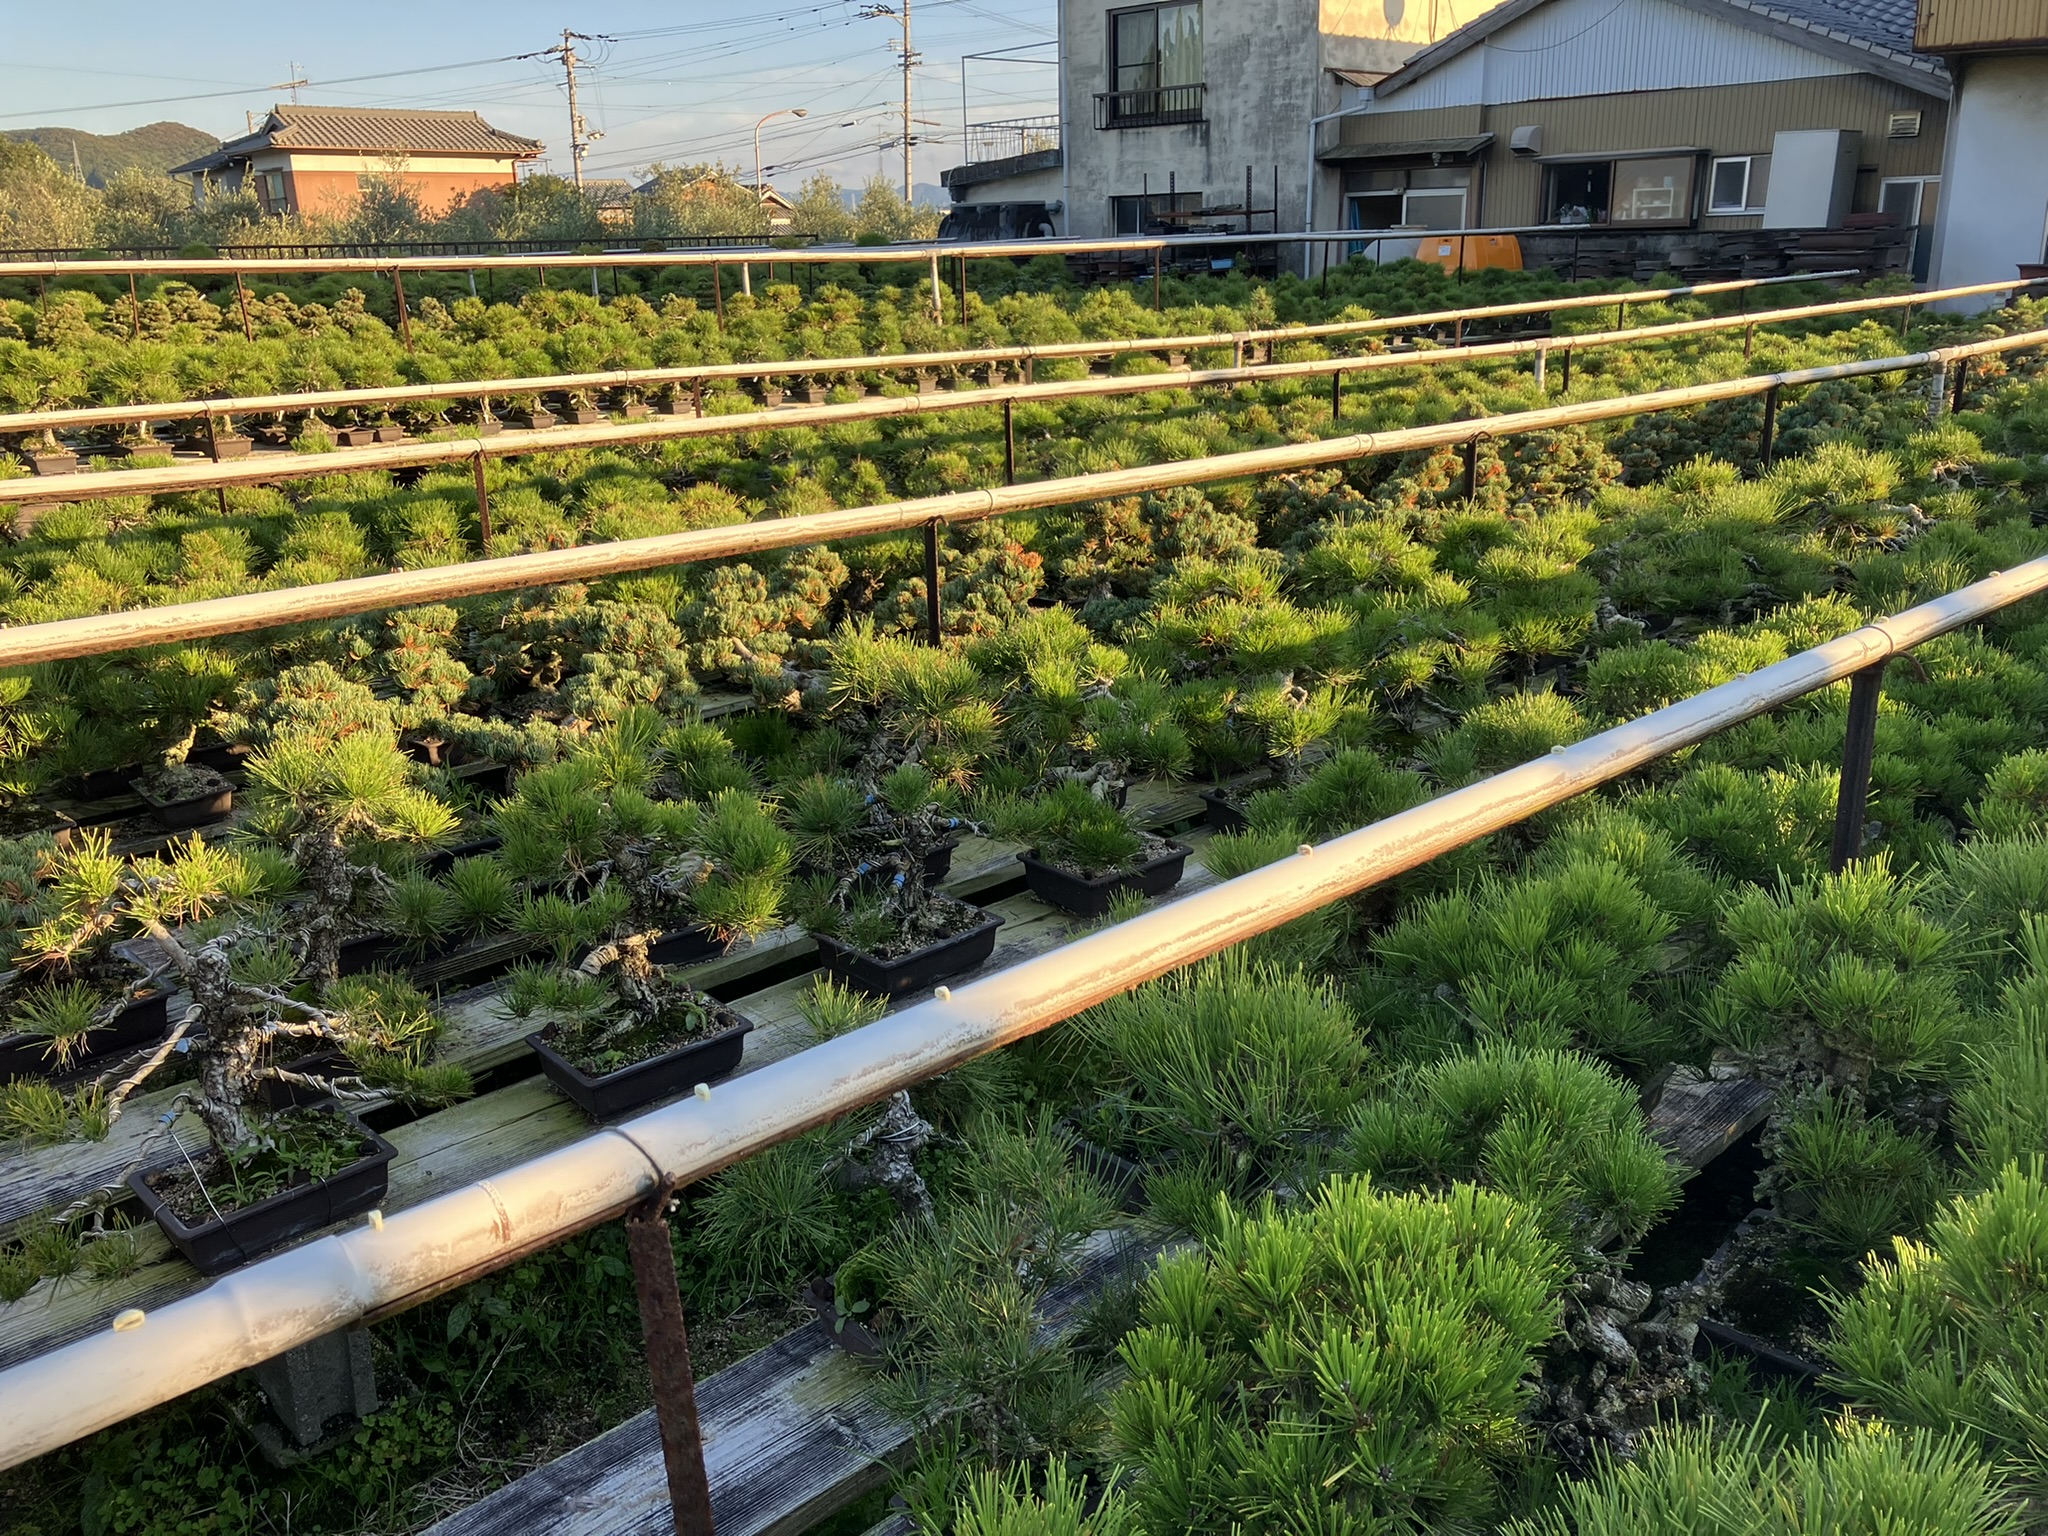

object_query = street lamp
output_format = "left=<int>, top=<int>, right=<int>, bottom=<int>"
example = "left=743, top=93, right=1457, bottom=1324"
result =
left=753, top=107, right=810, bottom=208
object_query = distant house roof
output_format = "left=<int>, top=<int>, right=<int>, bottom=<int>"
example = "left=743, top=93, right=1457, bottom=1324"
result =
left=631, top=172, right=797, bottom=211
left=170, top=105, right=542, bottom=176
left=1370, top=0, right=1948, bottom=100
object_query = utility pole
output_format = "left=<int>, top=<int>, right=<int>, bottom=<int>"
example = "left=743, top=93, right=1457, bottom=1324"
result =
left=524, top=30, right=608, bottom=188
left=861, top=2, right=919, bottom=199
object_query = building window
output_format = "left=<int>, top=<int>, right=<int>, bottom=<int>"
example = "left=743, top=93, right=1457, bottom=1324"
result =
left=1708, top=154, right=1771, bottom=214
left=1345, top=166, right=1472, bottom=231
left=255, top=169, right=288, bottom=215
left=1878, top=175, right=1937, bottom=226
left=1543, top=154, right=1697, bottom=227
left=1110, top=190, right=1203, bottom=234
left=1098, top=3, right=1203, bottom=127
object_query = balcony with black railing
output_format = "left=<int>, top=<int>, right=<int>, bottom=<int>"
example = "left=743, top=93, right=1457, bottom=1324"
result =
left=1093, top=82, right=1205, bottom=129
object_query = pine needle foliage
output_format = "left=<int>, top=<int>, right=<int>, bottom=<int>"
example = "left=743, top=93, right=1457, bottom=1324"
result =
left=1345, top=1044, right=1682, bottom=1256
left=1825, top=1158, right=2048, bottom=1507
left=1508, top=1414, right=2021, bottom=1536
left=1111, top=1176, right=1565, bottom=1534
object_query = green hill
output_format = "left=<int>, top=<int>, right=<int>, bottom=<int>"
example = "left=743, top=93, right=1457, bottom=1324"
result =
left=1, top=122, right=216, bottom=187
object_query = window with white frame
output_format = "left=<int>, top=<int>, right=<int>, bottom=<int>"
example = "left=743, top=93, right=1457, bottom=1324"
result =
left=1708, top=154, right=1771, bottom=214
left=1344, top=166, right=1472, bottom=231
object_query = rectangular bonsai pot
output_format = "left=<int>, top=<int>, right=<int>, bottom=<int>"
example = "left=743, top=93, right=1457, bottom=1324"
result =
left=1196, top=788, right=1249, bottom=832
left=1018, top=842, right=1191, bottom=920
left=129, top=1109, right=395, bottom=1276
left=527, top=1018, right=753, bottom=1120
left=812, top=908, right=1004, bottom=996
left=0, top=991, right=169, bottom=1083
left=132, top=778, right=234, bottom=829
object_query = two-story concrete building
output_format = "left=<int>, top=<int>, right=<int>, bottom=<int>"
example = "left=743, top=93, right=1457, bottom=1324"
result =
left=944, top=0, right=1508, bottom=238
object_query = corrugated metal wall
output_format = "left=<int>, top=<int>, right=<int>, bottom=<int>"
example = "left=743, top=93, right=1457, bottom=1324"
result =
left=1370, top=0, right=1859, bottom=110
left=1336, top=75, right=1949, bottom=227
left=1916, top=0, right=2048, bottom=50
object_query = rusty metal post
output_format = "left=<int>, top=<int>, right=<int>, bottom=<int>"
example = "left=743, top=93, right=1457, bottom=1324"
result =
left=1532, top=344, right=1547, bottom=393
left=712, top=264, right=723, bottom=327
left=1744, top=322, right=1755, bottom=359
left=1899, top=302, right=1912, bottom=339
left=923, top=519, right=943, bottom=645
left=203, top=412, right=222, bottom=464
left=1952, top=357, right=1969, bottom=413
left=393, top=269, right=413, bottom=353
left=127, top=273, right=140, bottom=340
left=692, top=379, right=705, bottom=418
left=956, top=253, right=968, bottom=316
left=1760, top=385, right=1781, bottom=469
left=625, top=1198, right=716, bottom=1536
left=1829, top=661, right=1887, bottom=873
left=1462, top=433, right=1483, bottom=501
left=1560, top=347, right=1572, bottom=393
left=473, top=453, right=493, bottom=551
left=1617, top=300, right=1627, bottom=329
left=233, top=273, right=254, bottom=342
left=1454, top=316, right=1466, bottom=346
left=1152, top=246, right=1162, bottom=311
left=1004, top=397, right=1016, bottom=485
left=1330, top=369, right=1342, bottom=422
left=929, top=250, right=944, bottom=323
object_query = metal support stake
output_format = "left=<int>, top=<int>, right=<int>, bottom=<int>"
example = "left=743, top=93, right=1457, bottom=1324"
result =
left=625, top=1198, right=716, bottom=1536
left=1952, top=357, right=1970, bottom=414
left=1829, top=661, right=1888, bottom=873
left=1560, top=347, right=1572, bottom=393
left=1024, top=356, right=1035, bottom=385
left=1454, top=317, right=1465, bottom=346
left=203, top=412, right=222, bottom=464
left=1532, top=345, right=1547, bottom=393
left=1617, top=301, right=1627, bottom=329
left=956, top=254, right=968, bottom=316
left=1928, top=358, right=1949, bottom=421
left=1153, top=247, right=1163, bottom=311
left=712, top=264, right=723, bottom=327
left=692, top=379, right=705, bottom=418
left=930, top=250, right=943, bottom=323
left=473, top=453, right=493, bottom=551
left=1462, top=434, right=1483, bottom=501
left=127, top=272, right=139, bottom=340
left=1744, top=322, right=1756, bottom=360
left=1330, top=369, right=1342, bottom=422
left=393, top=269, right=413, bottom=353
left=923, top=520, right=943, bottom=645
left=740, top=261, right=751, bottom=298
left=1003, top=398, right=1016, bottom=485
left=1760, top=385, right=1780, bottom=469
left=1899, top=302, right=1912, bottom=339
left=233, top=272, right=254, bottom=342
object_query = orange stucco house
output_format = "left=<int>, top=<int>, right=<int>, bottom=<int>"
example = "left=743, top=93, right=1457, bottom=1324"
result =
left=171, top=105, right=542, bottom=218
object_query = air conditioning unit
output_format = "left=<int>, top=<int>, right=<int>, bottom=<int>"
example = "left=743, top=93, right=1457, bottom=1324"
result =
left=1510, top=124, right=1544, bottom=158
left=1888, top=110, right=1922, bottom=138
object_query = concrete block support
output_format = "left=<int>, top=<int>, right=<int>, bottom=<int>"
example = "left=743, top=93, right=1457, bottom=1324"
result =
left=252, top=1326, right=379, bottom=1448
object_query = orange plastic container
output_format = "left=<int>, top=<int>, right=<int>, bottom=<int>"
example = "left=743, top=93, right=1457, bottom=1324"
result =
left=1414, top=234, right=1523, bottom=273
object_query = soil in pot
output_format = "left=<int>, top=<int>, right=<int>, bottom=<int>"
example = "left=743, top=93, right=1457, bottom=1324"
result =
left=130, top=1107, right=395, bottom=1276
left=131, top=763, right=235, bottom=828
left=812, top=898, right=1004, bottom=995
left=528, top=987, right=752, bottom=1119
left=1019, top=838, right=1191, bottom=920
left=0, top=990, right=169, bottom=1083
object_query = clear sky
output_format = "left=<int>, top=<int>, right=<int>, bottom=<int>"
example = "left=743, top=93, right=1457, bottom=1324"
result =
left=1, top=0, right=1061, bottom=192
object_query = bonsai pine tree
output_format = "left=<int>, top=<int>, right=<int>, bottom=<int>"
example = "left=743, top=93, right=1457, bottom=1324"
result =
left=238, top=734, right=462, bottom=983
left=1110, top=1176, right=1564, bottom=1533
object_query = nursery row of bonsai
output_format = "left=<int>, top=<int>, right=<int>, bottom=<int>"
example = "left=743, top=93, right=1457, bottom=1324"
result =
left=0, top=265, right=2045, bottom=1535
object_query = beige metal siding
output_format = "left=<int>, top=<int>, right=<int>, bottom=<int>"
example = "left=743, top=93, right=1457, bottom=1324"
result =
left=1335, top=76, right=1948, bottom=226
left=1916, top=0, right=2048, bottom=51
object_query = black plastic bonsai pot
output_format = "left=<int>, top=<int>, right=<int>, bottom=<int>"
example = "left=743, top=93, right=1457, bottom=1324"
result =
left=129, top=1107, right=396, bottom=1277
left=1018, top=841, right=1191, bottom=920
left=0, top=991, right=170, bottom=1083
left=812, top=908, right=1005, bottom=995
left=528, top=1017, right=753, bottom=1120
left=1196, top=787, right=1249, bottom=832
